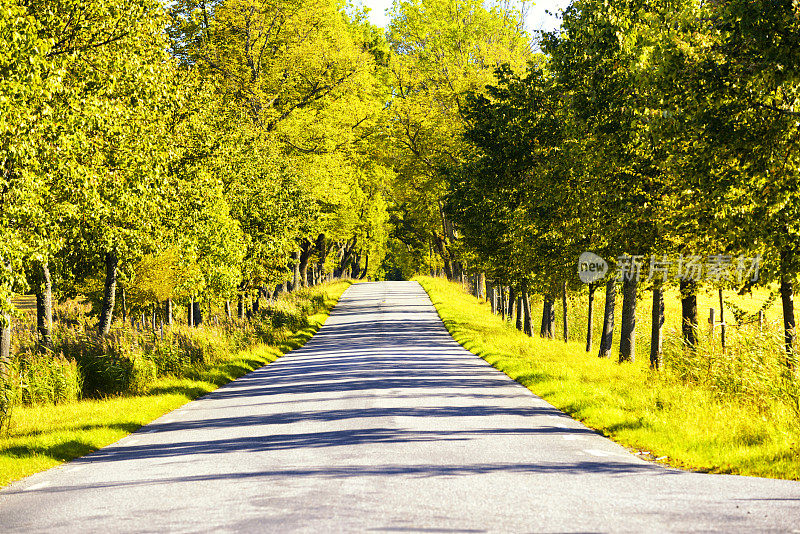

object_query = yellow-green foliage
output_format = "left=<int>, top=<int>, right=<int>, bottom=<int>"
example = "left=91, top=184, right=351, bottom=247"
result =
left=416, top=276, right=800, bottom=480
left=17, top=354, right=82, bottom=406
left=0, top=280, right=351, bottom=487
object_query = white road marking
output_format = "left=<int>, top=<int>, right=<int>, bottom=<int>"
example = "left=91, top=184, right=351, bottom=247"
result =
left=548, top=418, right=570, bottom=428
left=26, top=481, right=50, bottom=491
left=584, top=449, right=612, bottom=457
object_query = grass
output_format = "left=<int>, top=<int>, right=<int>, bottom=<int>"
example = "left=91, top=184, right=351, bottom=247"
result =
left=0, top=281, right=351, bottom=488
left=416, top=275, right=800, bottom=480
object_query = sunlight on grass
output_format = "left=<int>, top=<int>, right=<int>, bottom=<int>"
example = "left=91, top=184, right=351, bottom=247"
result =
left=416, top=276, right=800, bottom=480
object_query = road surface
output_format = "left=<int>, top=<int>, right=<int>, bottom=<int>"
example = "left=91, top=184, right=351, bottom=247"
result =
left=1, top=281, right=799, bottom=532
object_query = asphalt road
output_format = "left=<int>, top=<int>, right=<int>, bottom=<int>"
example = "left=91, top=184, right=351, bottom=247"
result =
left=1, top=281, right=799, bottom=533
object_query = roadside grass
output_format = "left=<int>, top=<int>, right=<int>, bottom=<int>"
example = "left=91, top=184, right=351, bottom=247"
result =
left=0, top=281, right=351, bottom=487
left=416, top=275, right=800, bottom=480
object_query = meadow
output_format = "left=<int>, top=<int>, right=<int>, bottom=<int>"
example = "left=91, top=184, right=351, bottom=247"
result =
left=417, top=276, right=800, bottom=480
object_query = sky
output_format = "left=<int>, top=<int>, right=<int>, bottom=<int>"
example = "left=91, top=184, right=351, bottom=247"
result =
left=359, top=0, right=571, bottom=34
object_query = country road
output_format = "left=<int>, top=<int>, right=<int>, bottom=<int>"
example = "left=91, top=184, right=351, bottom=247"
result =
left=1, top=281, right=798, bottom=533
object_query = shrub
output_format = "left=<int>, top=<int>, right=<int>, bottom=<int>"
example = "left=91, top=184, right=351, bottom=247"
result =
left=18, top=353, right=82, bottom=405
left=0, top=369, right=20, bottom=434
left=128, top=356, right=157, bottom=395
left=145, top=340, right=190, bottom=377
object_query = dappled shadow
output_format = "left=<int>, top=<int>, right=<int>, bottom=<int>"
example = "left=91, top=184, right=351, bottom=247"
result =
left=140, top=405, right=585, bottom=434
left=3, top=440, right=100, bottom=463
left=8, top=459, right=670, bottom=496
left=6, top=422, right=143, bottom=441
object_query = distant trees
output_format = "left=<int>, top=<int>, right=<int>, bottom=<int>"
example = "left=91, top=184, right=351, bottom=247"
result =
left=385, top=0, right=530, bottom=279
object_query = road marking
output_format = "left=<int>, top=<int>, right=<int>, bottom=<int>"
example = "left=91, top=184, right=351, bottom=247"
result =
left=26, top=481, right=50, bottom=491
left=584, top=449, right=612, bottom=457
left=547, top=417, right=570, bottom=429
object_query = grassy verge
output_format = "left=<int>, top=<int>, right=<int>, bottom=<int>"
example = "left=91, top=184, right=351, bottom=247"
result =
left=416, top=275, right=800, bottom=480
left=0, top=281, right=351, bottom=487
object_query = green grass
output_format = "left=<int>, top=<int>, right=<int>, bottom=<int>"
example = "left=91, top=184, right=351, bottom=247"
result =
left=416, top=275, right=800, bottom=480
left=0, top=281, right=351, bottom=487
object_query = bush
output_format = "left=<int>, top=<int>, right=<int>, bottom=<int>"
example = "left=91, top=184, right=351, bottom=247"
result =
left=2, top=281, right=343, bottom=414
left=0, top=370, right=20, bottom=434
left=663, top=328, right=795, bottom=412
left=56, top=332, right=134, bottom=397
left=128, top=356, right=157, bottom=395
left=145, top=340, right=190, bottom=377
left=18, top=353, right=82, bottom=405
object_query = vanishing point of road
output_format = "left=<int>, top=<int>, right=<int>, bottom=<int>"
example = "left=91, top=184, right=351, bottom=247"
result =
left=1, top=281, right=799, bottom=533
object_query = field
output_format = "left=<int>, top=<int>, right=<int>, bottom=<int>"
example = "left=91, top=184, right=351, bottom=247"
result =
left=416, top=276, right=800, bottom=480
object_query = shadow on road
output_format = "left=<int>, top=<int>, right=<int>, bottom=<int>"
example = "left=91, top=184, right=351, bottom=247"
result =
left=7, top=460, right=667, bottom=496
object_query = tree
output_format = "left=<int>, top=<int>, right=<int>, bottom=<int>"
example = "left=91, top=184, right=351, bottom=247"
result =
left=386, top=0, right=530, bottom=278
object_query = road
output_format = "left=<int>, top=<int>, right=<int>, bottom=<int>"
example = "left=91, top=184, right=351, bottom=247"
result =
left=1, top=281, right=798, bottom=533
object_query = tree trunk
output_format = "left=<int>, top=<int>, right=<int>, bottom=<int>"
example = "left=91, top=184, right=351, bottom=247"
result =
left=598, top=280, right=616, bottom=358
left=562, top=282, right=568, bottom=343
left=586, top=282, right=596, bottom=352
left=224, top=300, right=232, bottom=321
left=540, top=295, right=555, bottom=339
left=34, top=260, right=53, bottom=350
left=718, top=288, right=726, bottom=352
left=0, top=311, right=10, bottom=368
left=188, top=296, right=194, bottom=327
left=0, top=311, right=10, bottom=404
left=516, top=296, right=524, bottom=331
left=478, top=272, right=486, bottom=299
left=253, top=289, right=261, bottom=314
left=780, top=247, right=796, bottom=367
left=165, top=299, right=173, bottom=327
left=488, top=283, right=496, bottom=314
left=507, top=287, right=517, bottom=324
left=499, top=286, right=506, bottom=320
left=292, top=250, right=301, bottom=291
left=98, top=250, right=118, bottom=336
left=522, top=288, right=532, bottom=336
left=193, top=300, right=203, bottom=326
left=443, top=259, right=454, bottom=281
left=316, top=233, right=327, bottom=283
left=650, top=282, right=664, bottom=369
left=298, top=240, right=313, bottom=288
left=360, top=252, right=369, bottom=279
left=237, top=293, right=244, bottom=320
left=619, top=276, right=637, bottom=362
left=680, top=279, right=698, bottom=350
left=121, top=286, right=127, bottom=324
